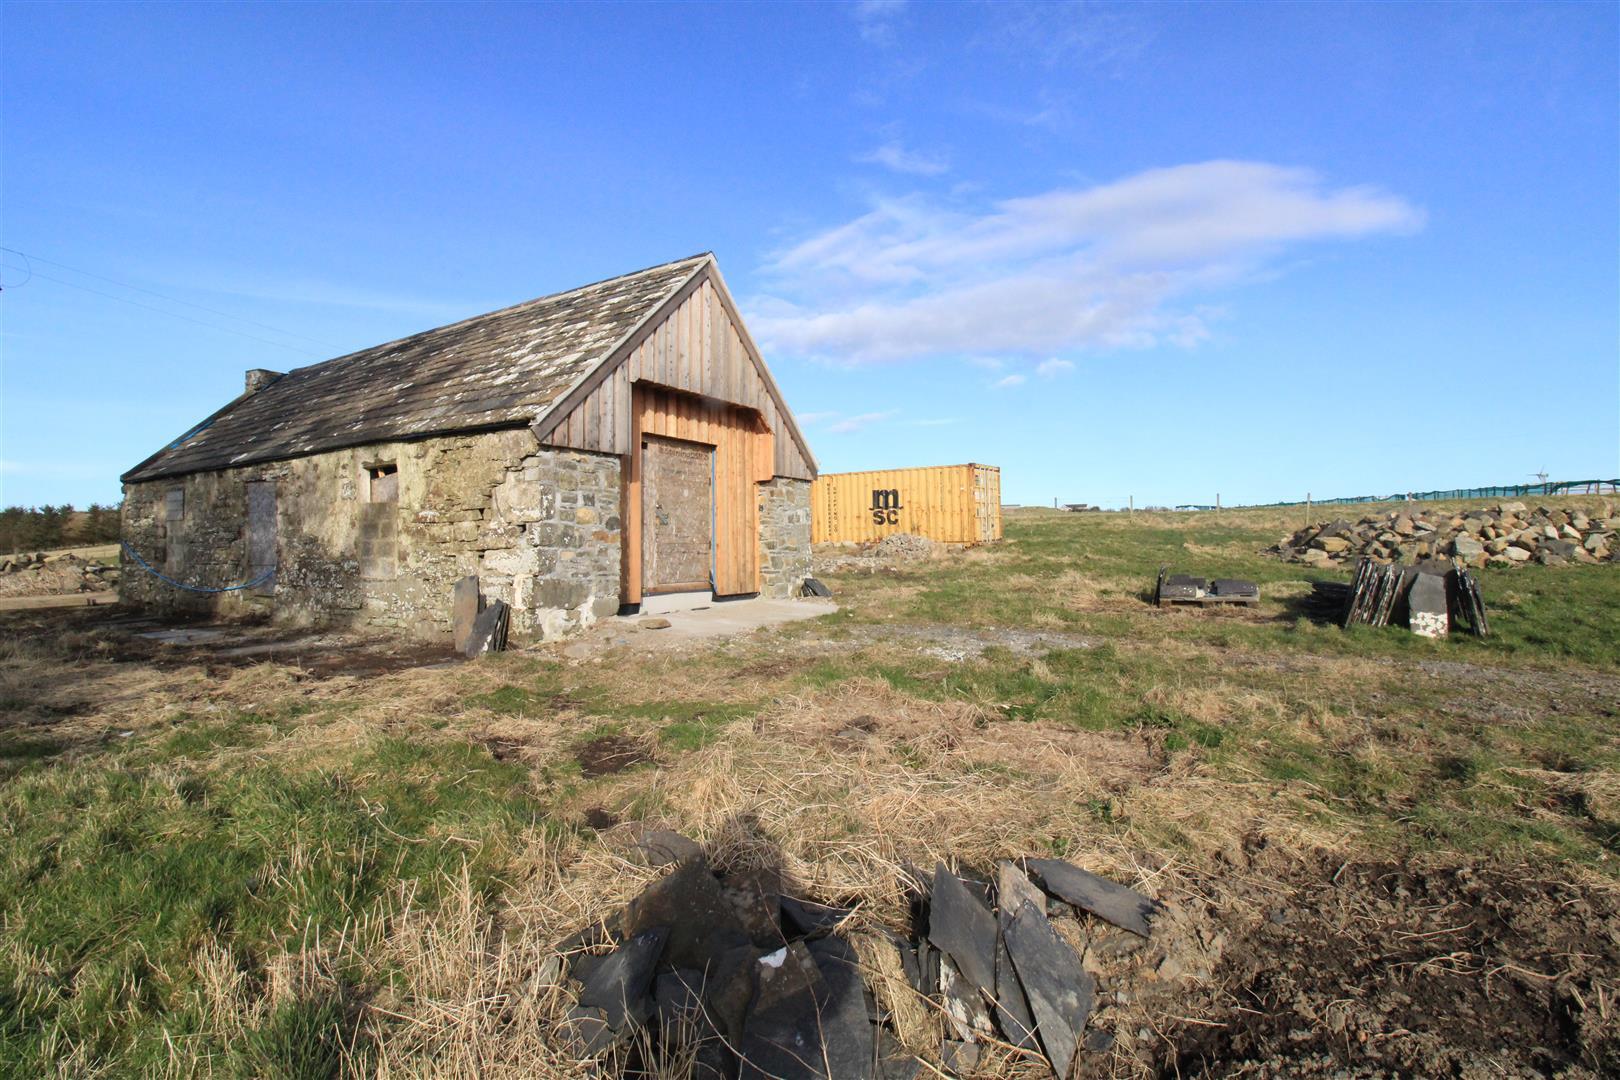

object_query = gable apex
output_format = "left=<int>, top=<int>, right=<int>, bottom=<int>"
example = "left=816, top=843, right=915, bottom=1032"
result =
left=530, top=257, right=817, bottom=479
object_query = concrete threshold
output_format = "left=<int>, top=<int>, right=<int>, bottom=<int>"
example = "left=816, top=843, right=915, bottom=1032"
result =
left=638, top=589, right=716, bottom=616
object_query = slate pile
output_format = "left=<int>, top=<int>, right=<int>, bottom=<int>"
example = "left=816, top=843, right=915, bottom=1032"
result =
left=1270, top=501, right=1618, bottom=569
left=555, top=846, right=1161, bottom=1078
left=1306, top=559, right=1488, bottom=638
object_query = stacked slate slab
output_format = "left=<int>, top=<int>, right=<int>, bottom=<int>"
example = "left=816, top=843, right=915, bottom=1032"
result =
left=1333, top=558, right=1489, bottom=638
left=452, top=574, right=511, bottom=656
left=554, top=846, right=1161, bottom=1078
left=1153, top=567, right=1260, bottom=607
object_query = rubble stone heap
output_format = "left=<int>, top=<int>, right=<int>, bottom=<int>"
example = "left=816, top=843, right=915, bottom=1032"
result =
left=873, top=533, right=938, bottom=561
left=0, top=552, right=119, bottom=599
left=1270, top=501, right=1618, bottom=569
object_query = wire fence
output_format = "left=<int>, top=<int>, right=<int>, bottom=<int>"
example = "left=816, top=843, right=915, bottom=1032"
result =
left=1172, top=479, right=1620, bottom=512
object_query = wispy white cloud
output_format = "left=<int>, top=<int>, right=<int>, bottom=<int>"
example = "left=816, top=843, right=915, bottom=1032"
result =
left=828, top=409, right=899, bottom=434
left=1037, top=358, right=1075, bottom=377
left=853, top=0, right=907, bottom=45
left=992, top=374, right=1026, bottom=389
left=965, top=95, right=1067, bottom=132
left=750, top=160, right=1423, bottom=364
left=857, top=142, right=950, bottom=176
left=978, top=0, right=1156, bottom=74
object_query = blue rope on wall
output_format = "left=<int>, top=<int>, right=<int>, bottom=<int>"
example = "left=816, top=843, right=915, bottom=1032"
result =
left=120, top=540, right=276, bottom=594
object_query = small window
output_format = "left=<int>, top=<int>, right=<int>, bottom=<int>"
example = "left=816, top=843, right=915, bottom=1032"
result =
left=367, top=463, right=398, bottom=503
left=165, top=487, right=185, bottom=522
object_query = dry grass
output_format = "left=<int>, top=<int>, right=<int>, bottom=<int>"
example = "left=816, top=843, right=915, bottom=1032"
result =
left=285, top=669, right=1331, bottom=1077
left=5, top=495, right=1620, bottom=1077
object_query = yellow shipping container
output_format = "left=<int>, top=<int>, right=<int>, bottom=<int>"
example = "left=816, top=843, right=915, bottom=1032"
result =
left=812, top=464, right=1002, bottom=545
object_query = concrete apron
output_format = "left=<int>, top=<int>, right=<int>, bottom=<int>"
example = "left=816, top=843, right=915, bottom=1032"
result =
left=612, top=597, right=836, bottom=646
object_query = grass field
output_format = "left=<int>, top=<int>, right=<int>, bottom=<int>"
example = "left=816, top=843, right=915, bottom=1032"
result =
left=2, top=499, right=1616, bottom=1077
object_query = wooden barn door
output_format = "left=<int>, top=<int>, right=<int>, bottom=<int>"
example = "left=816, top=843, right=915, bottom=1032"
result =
left=641, top=435, right=714, bottom=595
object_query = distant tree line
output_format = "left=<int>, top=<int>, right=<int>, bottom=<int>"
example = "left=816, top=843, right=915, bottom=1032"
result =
left=0, top=504, right=122, bottom=554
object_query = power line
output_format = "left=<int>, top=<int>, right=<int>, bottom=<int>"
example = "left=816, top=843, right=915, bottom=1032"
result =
left=1, top=249, right=32, bottom=289
left=25, top=269, right=324, bottom=356
left=0, top=245, right=338, bottom=350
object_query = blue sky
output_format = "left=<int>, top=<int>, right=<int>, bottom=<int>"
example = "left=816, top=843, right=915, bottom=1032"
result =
left=2, top=1, right=1615, bottom=509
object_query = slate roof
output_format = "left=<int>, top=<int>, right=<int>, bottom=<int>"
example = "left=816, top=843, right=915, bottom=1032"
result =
left=124, top=253, right=712, bottom=483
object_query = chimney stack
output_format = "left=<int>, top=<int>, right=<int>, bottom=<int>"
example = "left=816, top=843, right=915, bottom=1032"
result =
left=245, top=369, right=284, bottom=395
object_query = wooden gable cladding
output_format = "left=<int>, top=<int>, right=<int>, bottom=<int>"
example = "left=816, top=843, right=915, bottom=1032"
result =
left=622, top=384, right=772, bottom=603
left=536, top=267, right=814, bottom=481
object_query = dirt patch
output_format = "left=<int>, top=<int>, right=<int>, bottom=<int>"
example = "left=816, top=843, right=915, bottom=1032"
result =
left=575, top=734, right=655, bottom=777
left=1155, top=856, right=1620, bottom=1077
left=582, top=806, right=621, bottom=830
left=727, top=658, right=807, bottom=681
left=479, top=736, right=526, bottom=763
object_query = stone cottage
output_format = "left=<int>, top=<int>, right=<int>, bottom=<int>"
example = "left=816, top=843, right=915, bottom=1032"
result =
left=120, top=253, right=818, bottom=639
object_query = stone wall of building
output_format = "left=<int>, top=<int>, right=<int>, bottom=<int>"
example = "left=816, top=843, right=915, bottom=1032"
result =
left=758, top=477, right=811, bottom=598
left=121, top=429, right=622, bottom=640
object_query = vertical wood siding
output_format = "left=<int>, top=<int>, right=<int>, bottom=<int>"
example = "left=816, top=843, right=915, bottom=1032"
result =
left=542, top=275, right=813, bottom=481
left=811, top=464, right=1003, bottom=545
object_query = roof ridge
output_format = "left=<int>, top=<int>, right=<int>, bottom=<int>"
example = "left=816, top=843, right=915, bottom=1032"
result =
left=276, top=252, right=713, bottom=381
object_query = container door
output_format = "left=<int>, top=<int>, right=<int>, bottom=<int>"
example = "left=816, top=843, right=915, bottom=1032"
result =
left=641, top=436, right=714, bottom=596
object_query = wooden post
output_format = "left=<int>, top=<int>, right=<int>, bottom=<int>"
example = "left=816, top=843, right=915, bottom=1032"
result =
left=1305, top=492, right=1311, bottom=527
left=1129, top=495, right=1134, bottom=518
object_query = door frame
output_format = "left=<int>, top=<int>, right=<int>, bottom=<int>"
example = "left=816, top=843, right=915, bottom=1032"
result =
left=638, top=432, right=716, bottom=596
left=622, top=382, right=769, bottom=607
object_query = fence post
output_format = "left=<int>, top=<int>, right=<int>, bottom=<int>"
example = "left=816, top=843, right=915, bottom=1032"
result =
left=1305, top=492, right=1311, bottom=527
left=1129, top=495, right=1134, bottom=518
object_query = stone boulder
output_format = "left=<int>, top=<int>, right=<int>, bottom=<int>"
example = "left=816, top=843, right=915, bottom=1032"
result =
left=1268, top=500, right=1617, bottom=571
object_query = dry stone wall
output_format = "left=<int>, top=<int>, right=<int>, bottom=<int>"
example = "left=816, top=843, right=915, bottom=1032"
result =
left=757, top=478, right=811, bottom=598
left=122, top=429, right=622, bottom=640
